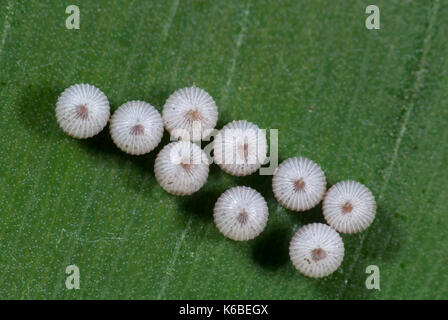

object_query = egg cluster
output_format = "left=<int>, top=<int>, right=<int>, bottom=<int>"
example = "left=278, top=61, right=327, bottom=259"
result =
left=56, top=83, right=377, bottom=278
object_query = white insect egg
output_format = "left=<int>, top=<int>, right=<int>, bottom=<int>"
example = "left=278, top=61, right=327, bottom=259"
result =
left=55, top=83, right=110, bottom=139
left=109, top=100, right=163, bottom=155
left=323, top=180, right=376, bottom=234
left=162, top=86, right=218, bottom=142
left=289, top=223, right=344, bottom=278
left=213, top=186, right=269, bottom=241
left=213, top=120, right=267, bottom=176
left=272, top=157, right=326, bottom=212
left=154, top=141, right=209, bottom=196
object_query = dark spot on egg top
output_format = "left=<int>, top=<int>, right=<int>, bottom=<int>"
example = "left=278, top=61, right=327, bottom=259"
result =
left=342, top=201, right=353, bottom=213
left=74, top=105, right=88, bottom=120
left=237, top=210, right=249, bottom=225
left=186, top=109, right=203, bottom=122
left=130, top=124, right=145, bottom=136
left=294, top=179, right=305, bottom=191
left=311, top=248, right=327, bottom=262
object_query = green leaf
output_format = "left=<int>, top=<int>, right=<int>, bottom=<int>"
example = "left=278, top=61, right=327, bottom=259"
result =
left=0, top=0, right=447, bottom=299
